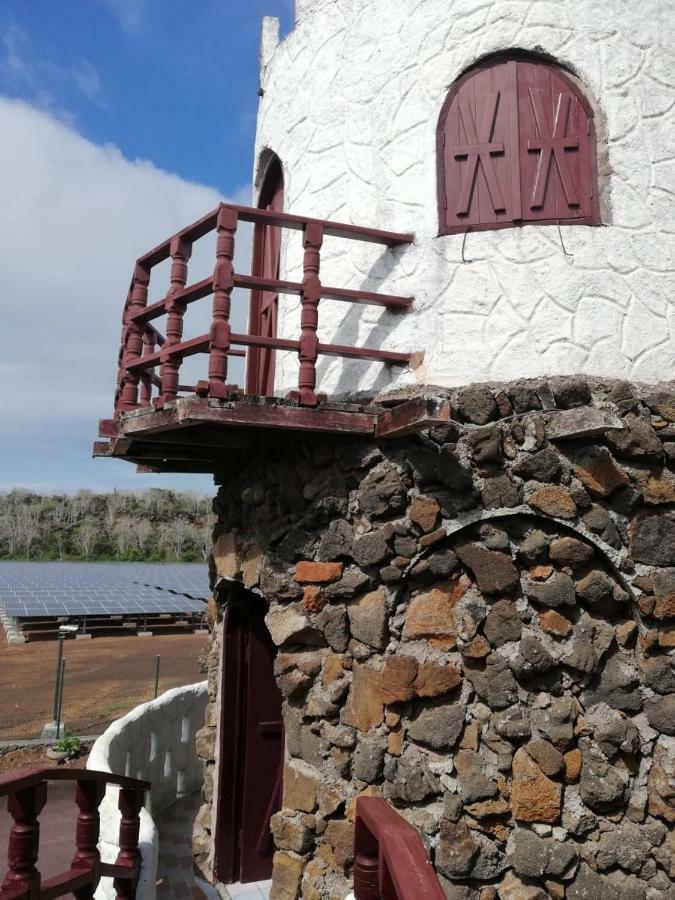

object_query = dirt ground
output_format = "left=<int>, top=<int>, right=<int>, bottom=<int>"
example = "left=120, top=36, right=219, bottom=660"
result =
left=0, top=744, right=90, bottom=775
left=0, top=633, right=209, bottom=741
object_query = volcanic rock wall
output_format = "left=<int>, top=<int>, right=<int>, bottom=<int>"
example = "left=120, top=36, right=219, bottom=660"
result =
left=195, top=376, right=675, bottom=900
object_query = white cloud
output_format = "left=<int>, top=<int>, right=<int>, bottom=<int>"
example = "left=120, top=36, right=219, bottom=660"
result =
left=0, top=96, right=252, bottom=491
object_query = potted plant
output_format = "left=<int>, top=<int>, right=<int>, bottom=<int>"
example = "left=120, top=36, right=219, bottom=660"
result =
left=46, top=731, right=81, bottom=761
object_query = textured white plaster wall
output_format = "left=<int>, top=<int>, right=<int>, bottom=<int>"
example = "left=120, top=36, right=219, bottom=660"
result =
left=255, top=0, right=675, bottom=396
left=89, top=681, right=208, bottom=900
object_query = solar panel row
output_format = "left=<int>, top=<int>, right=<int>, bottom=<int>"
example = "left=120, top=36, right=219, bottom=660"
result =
left=0, top=561, right=208, bottom=617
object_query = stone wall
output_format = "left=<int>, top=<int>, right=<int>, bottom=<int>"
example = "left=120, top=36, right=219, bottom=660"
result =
left=255, top=0, right=675, bottom=396
left=198, top=376, right=675, bottom=900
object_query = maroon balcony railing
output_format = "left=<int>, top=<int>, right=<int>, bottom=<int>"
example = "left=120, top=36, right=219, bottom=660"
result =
left=114, top=203, right=414, bottom=413
left=0, top=767, right=149, bottom=900
left=354, top=797, right=445, bottom=900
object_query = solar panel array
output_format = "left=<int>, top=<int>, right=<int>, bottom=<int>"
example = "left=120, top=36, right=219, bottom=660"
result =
left=0, top=562, right=209, bottom=617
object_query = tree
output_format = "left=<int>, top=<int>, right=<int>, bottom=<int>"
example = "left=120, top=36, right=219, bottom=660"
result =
left=114, top=517, right=135, bottom=557
left=76, top=519, right=98, bottom=559
left=16, top=505, right=40, bottom=558
left=133, top=519, right=153, bottom=554
left=190, top=515, right=215, bottom=560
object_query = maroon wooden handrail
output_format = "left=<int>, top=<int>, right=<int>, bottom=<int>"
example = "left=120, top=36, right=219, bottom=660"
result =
left=115, top=202, right=415, bottom=413
left=353, top=797, right=445, bottom=900
left=0, top=768, right=149, bottom=900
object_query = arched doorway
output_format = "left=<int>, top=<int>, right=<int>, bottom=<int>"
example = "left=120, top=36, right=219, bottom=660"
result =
left=246, top=154, right=284, bottom=396
left=213, top=585, right=283, bottom=884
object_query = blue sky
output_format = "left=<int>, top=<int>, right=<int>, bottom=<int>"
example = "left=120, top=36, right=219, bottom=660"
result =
left=1, top=0, right=293, bottom=191
left=0, top=0, right=293, bottom=495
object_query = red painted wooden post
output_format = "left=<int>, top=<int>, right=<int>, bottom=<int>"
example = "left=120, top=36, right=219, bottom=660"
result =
left=296, top=222, right=323, bottom=406
left=160, top=236, right=192, bottom=403
left=353, top=802, right=379, bottom=900
left=139, top=329, right=155, bottom=407
left=115, top=288, right=132, bottom=413
left=208, top=205, right=238, bottom=398
left=119, top=264, right=151, bottom=411
left=353, top=850, right=379, bottom=900
left=112, top=787, right=144, bottom=900
left=71, top=779, right=106, bottom=898
left=1, top=781, right=47, bottom=898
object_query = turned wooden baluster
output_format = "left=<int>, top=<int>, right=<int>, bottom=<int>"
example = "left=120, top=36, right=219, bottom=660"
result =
left=139, top=329, right=155, bottom=407
left=2, top=781, right=47, bottom=899
left=112, top=787, right=144, bottom=900
left=353, top=843, right=379, bottom=899
left=119, top=264, right=151, bottom=411
left=160, top=236, right=192, bottom=404
left=71, top=779, right=106, bottom=899
left=296, top=222, right=323, bottom=406
left=114, top=286, right=133, bottom=413
left=207, top=205, right=238, bottom=398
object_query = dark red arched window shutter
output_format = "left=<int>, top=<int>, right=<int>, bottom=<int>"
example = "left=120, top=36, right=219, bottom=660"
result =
left=438, top=58, right=598, bottom=234
left=517, top=61, right=594, bottom=223
left=439, top=60, right=520, bottom=231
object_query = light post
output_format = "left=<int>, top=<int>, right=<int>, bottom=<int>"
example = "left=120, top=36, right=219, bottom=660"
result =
left=48, top=624, right=78, bottom=738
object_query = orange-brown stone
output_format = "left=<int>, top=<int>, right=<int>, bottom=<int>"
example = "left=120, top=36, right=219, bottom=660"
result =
left=323, top=820, right=354, bottom=871
left=419, top=528, right=446, bottom=548
left=511, top=747, right=562, bottom=823
left=529, top=565, right=553, bottom=581
left=414, top=662, right=461, bottom=698
left=282, top=761, right=319, bottom=812
left=638, top=594, right=656, bottom=616
left=322, top=653, right=347, bottom=686
left=342, top=664, right=386, bottom=731
left=460, top=720, right=481, bottom=751
left=302, top=585, right=326, bottom=613
left=648, top=742, right=675, bottom=823
left=574, top=448, right=628, bottom=497
left=402, top=575, right=470, bottom=644
left=644, top=471, right=675, bottom=504
left=528, top=486, right=577, bottom=519
left=654, top=594, right=675, bottom=620
left=380, top=655, right=418, bottom=703
left=464, top=797, right=510, bottom=818
left=294, top=561, right=344, bottom=583
left=658, top=626, right=675, bottom=647
left=387, top=728, right=404, bottom=756
left=346, top=786, right=381, bottom=823
left=616, top=620, right=637, bottom=646
left=409, top=496, right=441, bottom=533
left=270, top=851, right=304, bottom=900
left=461, top=635, right=491, bottom=658
left=563, top=749, right=582, bottom=784
left=539, top=609, right=573, bottom=637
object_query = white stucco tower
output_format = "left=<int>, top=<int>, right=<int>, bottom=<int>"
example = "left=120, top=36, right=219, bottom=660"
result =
left=254, top=0, right=675, bottom=398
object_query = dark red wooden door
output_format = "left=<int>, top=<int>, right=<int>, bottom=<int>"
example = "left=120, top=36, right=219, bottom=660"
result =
left=238, top=611, right=284, bottom=882
left=214, top=590, right=283, bottom=886
left=246, top=156, right=284, bottom=396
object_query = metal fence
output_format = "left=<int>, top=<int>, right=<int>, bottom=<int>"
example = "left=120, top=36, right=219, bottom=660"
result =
left=0, top=636, right=208, bottom=741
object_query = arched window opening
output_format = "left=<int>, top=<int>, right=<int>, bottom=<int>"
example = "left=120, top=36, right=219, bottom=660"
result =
left=437, top=56, right=599, bottom=234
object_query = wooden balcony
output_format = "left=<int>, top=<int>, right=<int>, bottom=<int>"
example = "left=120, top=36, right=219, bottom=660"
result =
left=0, top=768, right=148, bottom=900
left=94, top=203, right=451, bottom=474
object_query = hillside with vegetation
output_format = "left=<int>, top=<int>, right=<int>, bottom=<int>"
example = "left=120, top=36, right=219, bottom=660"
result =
left=0, top=489, right=214, bottom=561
